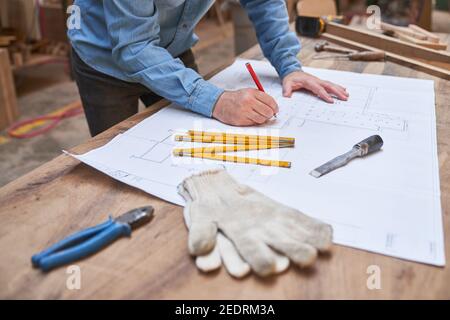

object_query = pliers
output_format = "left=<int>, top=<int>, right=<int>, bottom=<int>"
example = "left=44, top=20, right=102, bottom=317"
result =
left=32, top=206, right=154, bottom=272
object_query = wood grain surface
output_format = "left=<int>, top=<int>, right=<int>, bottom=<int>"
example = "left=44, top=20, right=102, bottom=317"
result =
left=0, top=35, right=449, bottom=299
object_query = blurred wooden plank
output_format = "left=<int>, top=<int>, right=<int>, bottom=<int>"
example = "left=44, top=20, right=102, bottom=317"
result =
left=408, top=24, right=441, bottom=43
left=11, top=53, right=67, bottom=71
left=0, top=48, right=19, bottom=130
left=296, top=0, right=337, bottom=17
left=417, top=0, right=432, bottom=30
left=380, top=21, right=428, bottom=40
left=396, top=33, right=448, bottom=50
left=0, top=36, right=16, bottom=46
left=321, top=33, right=450, bottom=79
left=326, top=22, right=450, bottom=64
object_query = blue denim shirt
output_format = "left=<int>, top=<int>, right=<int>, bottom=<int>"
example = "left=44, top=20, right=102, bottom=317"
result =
left=68, top=0, right=302, bottom=117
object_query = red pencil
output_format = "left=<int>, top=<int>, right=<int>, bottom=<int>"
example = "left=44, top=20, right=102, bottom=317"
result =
left=245, top=62, right=265, bottom=92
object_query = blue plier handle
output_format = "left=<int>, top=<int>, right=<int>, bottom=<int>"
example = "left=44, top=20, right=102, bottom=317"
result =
left=32, top=217, right=131, bottom=272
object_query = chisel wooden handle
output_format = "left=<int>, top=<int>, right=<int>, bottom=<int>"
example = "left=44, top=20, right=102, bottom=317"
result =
left=348, top=51, right=385, bottom=61
left=354, top=135, right=384, bottom=155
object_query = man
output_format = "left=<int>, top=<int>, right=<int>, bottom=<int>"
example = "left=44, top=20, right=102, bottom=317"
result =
left=69, top=0, right=349, bottom=136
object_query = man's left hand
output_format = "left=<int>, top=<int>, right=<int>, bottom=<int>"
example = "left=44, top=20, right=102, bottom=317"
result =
left=282, top=70, right=349, bottom=103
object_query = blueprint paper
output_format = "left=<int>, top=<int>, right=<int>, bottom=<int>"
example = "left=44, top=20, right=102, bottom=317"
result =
left=70, top=59, right=445, bottom=266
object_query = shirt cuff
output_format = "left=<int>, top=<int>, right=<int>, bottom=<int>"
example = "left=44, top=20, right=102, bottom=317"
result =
left=187, top=80, right=224, bottom=117
left=276, top=56, right=303, bottom=79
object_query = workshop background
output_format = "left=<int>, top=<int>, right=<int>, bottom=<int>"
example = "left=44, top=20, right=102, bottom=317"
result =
left=0, top=0, right=449, bottom=187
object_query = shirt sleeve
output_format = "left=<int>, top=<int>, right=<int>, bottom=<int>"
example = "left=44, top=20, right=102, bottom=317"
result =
left=102, top=0, right=223, bottom=117
left=240, top=0, right=302, bottom=79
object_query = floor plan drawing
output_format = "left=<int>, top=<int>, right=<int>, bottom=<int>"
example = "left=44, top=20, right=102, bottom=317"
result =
left=131, top=133, right=175, bottom=164
left=70, top=59, right=444, bottom=266
left=295, top=105, right=408, bottom=132
left=216, top=66, right=409, bottom=136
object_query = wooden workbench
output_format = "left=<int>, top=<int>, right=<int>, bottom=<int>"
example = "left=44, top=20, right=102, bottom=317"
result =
left=1, top=35, right=449, bottom=299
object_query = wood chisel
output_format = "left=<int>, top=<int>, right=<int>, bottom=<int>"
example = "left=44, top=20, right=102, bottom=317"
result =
left=313, top=51, right=386, bottom=61
left=310, top=135, right=383, bottom=178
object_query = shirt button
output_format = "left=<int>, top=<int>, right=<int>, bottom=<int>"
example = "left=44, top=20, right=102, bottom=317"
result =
left=182, top=24, right=188, bottom=29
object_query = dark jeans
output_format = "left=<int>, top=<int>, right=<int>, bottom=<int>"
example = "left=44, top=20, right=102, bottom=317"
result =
left=71, top=49, right=198, bottom=136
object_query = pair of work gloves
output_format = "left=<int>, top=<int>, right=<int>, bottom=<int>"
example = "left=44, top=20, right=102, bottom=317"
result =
left=178, top=169, right=333, bottom=278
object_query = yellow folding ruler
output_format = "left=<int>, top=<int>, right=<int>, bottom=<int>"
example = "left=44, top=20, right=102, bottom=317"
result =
left=173, top=130, right=294, bottom=168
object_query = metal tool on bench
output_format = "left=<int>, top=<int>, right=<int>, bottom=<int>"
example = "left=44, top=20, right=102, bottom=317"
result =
left=31, top=206, right=154, bottom=271
left=314, top=41, right=354, bottom=54
left=313, top=51, right=386, bottom=61
left=313, top=41, right=386, bottom=61
left=295, top=15, right=344, bottom=38
left=310, top=135, right=383, bottom=178
left=295, top=16, right=326, bottom=38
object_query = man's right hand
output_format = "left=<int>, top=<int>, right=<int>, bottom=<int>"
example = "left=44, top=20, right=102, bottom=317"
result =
left=212, top=89, right=279, bottom=126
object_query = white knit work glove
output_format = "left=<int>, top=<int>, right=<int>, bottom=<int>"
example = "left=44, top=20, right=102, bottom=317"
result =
left=179, top=184, right=289, bottom=278
left=178, top=169, right=333, bottom=277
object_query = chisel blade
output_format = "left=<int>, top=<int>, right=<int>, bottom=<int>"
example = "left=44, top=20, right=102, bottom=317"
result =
left=310, top=149, right=360, bottom=178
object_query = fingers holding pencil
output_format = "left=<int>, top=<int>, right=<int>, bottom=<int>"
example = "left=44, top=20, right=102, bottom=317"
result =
left=212, top=89, right=278, bottom=126
left=254, top=90, right=279, bottom=114
left=247, top=62, right=278, bottom=117
left=212, top=62, right=279, bottom=126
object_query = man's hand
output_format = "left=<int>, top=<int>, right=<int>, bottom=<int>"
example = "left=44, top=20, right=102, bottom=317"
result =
left=212, top=71, right=348, bottom=126
left=282, top=70, right=349, bottom=103
left=212, top=89, right=279, bottom=126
